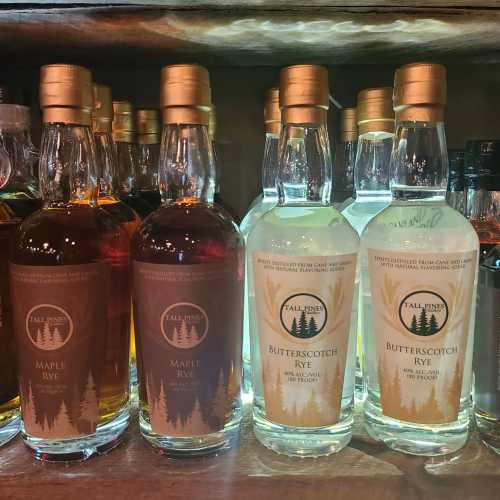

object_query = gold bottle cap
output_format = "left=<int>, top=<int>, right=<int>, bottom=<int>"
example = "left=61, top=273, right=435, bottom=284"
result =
left=40, top=64, right=93, bottom=126
left=264, top=87, right=281, bottom=135
left=393, top=62, right=447, bottom=122
left=280, top=65, right=329, bottom=125
left=136, top=109, right=160, bottom=145
left=340, top=107, right=357, bottom=142
left=357, top=87, right=395, bottom=135
left=92, top=84, right=113, bottom=134
left=208, top=104, right=216, bottom=141
left=161, top=64, right=211, bottom=126
left=112, top=100, right=134, bottom=143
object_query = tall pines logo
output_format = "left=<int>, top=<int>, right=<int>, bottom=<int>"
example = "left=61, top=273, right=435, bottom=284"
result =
left=26, top=304, right=73, bottom=350
left=161, top=302, right=209, bottom=349
left=398, top=290, right=449, bottom=336
left=280, top=293, right=327, bottom=339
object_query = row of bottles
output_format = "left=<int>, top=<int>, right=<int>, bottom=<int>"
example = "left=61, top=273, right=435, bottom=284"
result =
left=0, top=60, right=497, bottom=461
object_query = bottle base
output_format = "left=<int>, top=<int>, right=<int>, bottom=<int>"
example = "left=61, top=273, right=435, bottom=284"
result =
left=0, top=414, right=20, bottom=447
left=252, top=406, right=352, bottom=458
left=22, top=406, right=130, bottom=462
left=139, top=409, right=242, bottom=457
left=364, top=397, right=469, bottom=456
left=475, top=408, right=500, bottom=455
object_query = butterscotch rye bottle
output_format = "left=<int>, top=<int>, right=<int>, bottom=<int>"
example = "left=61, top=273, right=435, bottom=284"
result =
left=248, top=65, right=359, bottom=457
left=10, top=64, right=131, bottom=461
left=132, top=64, right=244, bottom=456
left=361, top=63, right=479, bottom=456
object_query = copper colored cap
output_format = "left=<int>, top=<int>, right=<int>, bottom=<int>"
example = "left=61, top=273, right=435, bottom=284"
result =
left=112, top=100, right=134, bottom=143
left=357, top=87, right=395, bottom=135
left=136, top=109, right=160, bottom=145
left=280, top=65, right=329, bottom=124
left=161, top=64, right=211, bottom=125
left=92, top=84, right=113, bottom=134
left=40, top=64, right=93, bottom=126
left=264, top=87, right=281, bottom=135
left=340, top=107, right=357, bottom=142
left=394, top=62, right=447, bottom=122
left=208, top=104, right=216, bottom=140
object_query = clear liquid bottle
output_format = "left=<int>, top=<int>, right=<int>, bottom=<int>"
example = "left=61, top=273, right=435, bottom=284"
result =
left=446, top=149, right=465, bottom=214
left=132, top=64, right=244, bottom=456
left=240, top=87, right=281, bottom=404
left=248, top=65, right=359, bottom=457
left=10, top=64, right=131, bottom=461
left=0, top=103, right=42, bottom=218
left=333, top=108, right=357, bottom=210
left=136, top=109, right=161, bottom=210
left=362, top=62, right=479, bottom=456
left=112, top=101, right=154, bottom=219
left=342, top=87, right=394, bottom=402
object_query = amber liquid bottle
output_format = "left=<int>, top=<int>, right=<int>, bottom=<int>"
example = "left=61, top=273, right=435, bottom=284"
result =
left=136, top=109, right=161, bottom=210
left=112, top=101, right=154, bottom=219
left=132, top=64, right=244, bottom=456
left=0, top=201, right=20, bottom=446
left=10, top=65, right=131, bottom=461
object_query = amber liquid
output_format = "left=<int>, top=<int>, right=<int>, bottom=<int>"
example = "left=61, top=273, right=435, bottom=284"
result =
left=131, top=201, right=244, bottom=410
left=470, top=218, right=500, bottom=262
left=12, top=205, right=131, bottom=423
left=0, top=206, right=20, bottom=425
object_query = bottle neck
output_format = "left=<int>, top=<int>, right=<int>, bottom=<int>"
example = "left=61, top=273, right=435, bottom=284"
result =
left=390, top=121, right=447, bottom=202
left=277, top=122, right=332, bottom=206
left=115, top=140, right=137, bottom=196
left=136, top=142, right=160, bottom=192
left=94, top=131, right=119, bottom=198
left=159, top=124, right=215, bottom=204
left=262, top=132, right=279, bottom=201
left=354, top=131, right=393, bottom=201
left=39, top=123, right=97, bottom=206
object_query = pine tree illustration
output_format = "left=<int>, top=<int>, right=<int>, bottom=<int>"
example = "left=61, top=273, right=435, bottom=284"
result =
left=191, top=324, right=202, bottom=340
left=428, top=314, right=439, bottom=335
left=410, top=314, right=418, bottom=334
left=299, top=311, right=308, bottom=338
left=308, top=316, right=318, bottom=338
left=178, top=320, right=189, bottom=347
left=290, top=317, right=298, bottom=337
left=80, top=372, right=98, bottom=431
left=172, top=326, right=179, bottom=345
left=53, top=326, right=64, bottom=347
left=418, top=307, right=429, bottom=335
left=212, top=369, right=227, bottom=425
left=56, top=400, right=74, bottom=437
left=42, top=321, right=51, bottom=348
left=157, top=380, right=168, bottom=423
left=34, top=328, right=41, bottom=346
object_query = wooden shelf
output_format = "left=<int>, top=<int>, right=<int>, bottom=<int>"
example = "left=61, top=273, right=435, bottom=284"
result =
left=1, top=4, right=500, bottom=65
left=0, top=408, right=499, bottom=500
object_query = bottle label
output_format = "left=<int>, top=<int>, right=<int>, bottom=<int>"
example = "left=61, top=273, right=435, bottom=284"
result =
left=368, top=250, right=477, bottom=424
left=133, top=261, right=243, bottom=437
left=252, top=252, right=357, bottom=427
left=10, top=263, right=108, bottom=439
left=0, top=225, right=18, bottom=405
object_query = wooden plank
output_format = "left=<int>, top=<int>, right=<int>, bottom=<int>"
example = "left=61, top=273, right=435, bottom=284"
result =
left=1, top=6, right=500, bottom=65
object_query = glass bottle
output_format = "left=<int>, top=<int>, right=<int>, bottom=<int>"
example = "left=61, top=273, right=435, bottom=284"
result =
left=248, top=65, right=359, bottom=457
left=132, top=64, right=244, bottom=456
left=93, top=84, right=141, bottom=405
left=0, top=104, right=42, bottom=218
left=112, top=100, right=154, bottom=219
left=474, top=245, right=500, bottom=453
left=446, top=149, right=465, bottom=214
left=10, top=64, right=131, bottom=461
left=240, top=88, right=281, bottom=403
left=362, top=62, right=479, bottom=456
left=464, top=140, right=500, bottom=262
left=136, top=109, right=161, bottom=210
left=333, top=107, right=357, bottom=210
left=342, top=87, right=394, bottom=402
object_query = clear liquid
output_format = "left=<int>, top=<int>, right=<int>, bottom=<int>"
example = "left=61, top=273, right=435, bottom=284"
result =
left=361, top=199, right=478, bottom=456
left=247, top=204, right=359, bottom=457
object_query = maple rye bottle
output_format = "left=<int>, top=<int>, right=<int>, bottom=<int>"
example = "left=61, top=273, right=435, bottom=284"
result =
left=132, top=64, right=244, bottom=456
left=10, top=65, right=131, bottom=461
left=361, top=63, right=479, bottom=456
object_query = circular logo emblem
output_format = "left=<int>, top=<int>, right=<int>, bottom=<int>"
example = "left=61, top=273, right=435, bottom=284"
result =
left=26, top=304, right=73, bottom=351
left=398, top=291, right=449, bottom=336
left=280, top=293, right=327, bottom=339
left=160, top=303, right=209, bottom=349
